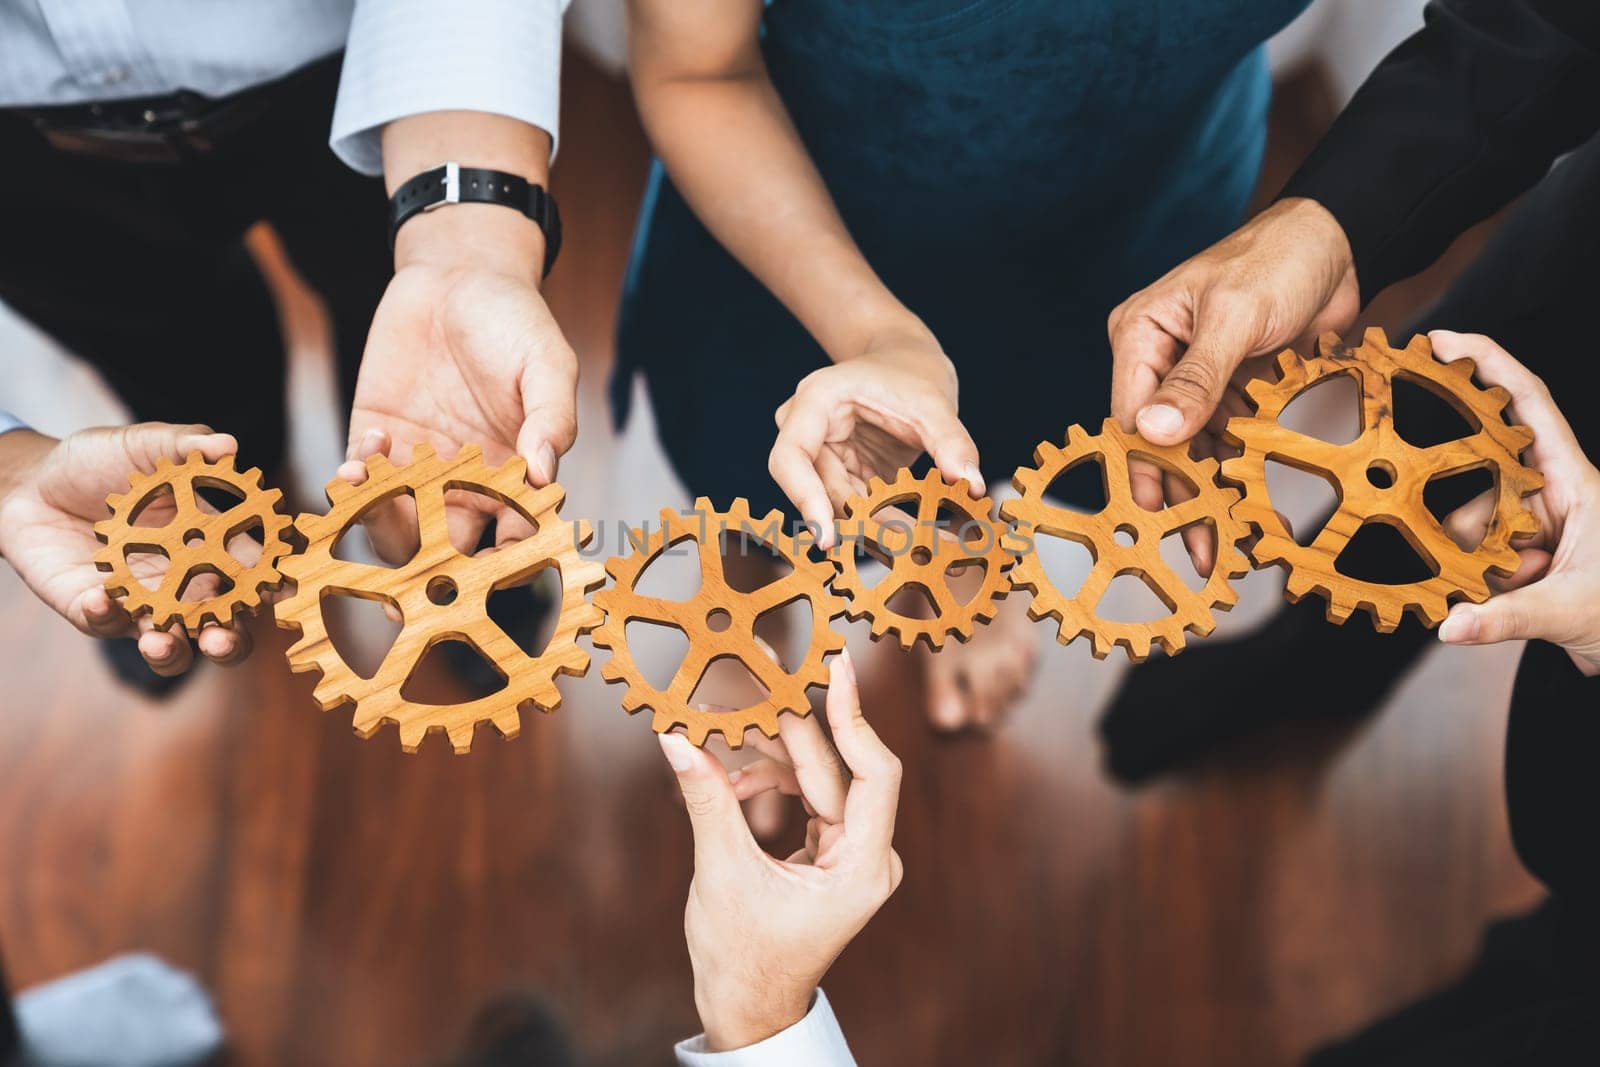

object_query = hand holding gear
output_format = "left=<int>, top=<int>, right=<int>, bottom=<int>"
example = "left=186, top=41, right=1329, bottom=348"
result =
left=275, top=443, right=604, bottom=753
left=1222, top=329, right=1543, bottom=630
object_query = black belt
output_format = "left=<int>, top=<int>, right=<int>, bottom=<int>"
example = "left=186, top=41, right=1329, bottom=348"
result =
left=14, top=55, right=337, bottom=164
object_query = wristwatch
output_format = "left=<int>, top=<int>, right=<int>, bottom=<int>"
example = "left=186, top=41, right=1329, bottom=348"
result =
left=388, top=161, right=563, bottom=277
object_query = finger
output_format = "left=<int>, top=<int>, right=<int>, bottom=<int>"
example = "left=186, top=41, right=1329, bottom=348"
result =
left=1443, top=489, right=1498, bottom=552
left=1429, top=331, right=1581, bottom=458
left=769, top=401, right=838, bottom=550
left=1165, top=465, right=1215, bottom=578
left=79, top=587, right=134, bottom=639
left=730, top=758, right=802, bottom=802
left=777, top=701, right=849, bottom=825
left=516, top=343, right=581, bottom=487
left=1124, top=453, right=1164, bottom=514
left=812, top=820, right=848, bottom=867
left=658, top=732, right=760, bottom=866
left=911, top=407, right=984, bottom=498
left=119, top=422, right=236, bottom=473
left=1437, top=580, right=1569, bottom=648
left=344, top=430, right=423, bottom=563
left=1110, top=311, right=1181, bottom=431
left=825, top=650, right=902, bottom=858
left=1139, top=305, right=1254, bottom=445
left=197, top=621, right=252, bottom=667
left=1488, top=546, right=1553, bottom=593
left=136, top=618, right=193, bottom=677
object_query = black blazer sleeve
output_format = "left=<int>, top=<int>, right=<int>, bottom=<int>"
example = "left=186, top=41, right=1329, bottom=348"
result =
left=1279, top=0, right=1600, bottom=305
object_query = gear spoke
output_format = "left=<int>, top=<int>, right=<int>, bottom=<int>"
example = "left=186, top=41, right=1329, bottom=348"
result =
left=1421, top=436, right=1491, bottom=478
left=414, top=482, right=451, bottom=552
left=1159, top=495, right=1214, bottom=536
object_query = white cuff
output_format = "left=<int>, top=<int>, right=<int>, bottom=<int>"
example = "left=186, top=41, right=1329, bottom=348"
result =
left=675, top=989, right=856, bottom=1067
left=0, top=411, right=29, bottom=437
left=330, top=0, right=568, bottom=177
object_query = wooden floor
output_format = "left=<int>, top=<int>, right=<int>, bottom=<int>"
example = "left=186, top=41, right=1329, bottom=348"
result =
left=0, top=57, right=1541, bottom=1067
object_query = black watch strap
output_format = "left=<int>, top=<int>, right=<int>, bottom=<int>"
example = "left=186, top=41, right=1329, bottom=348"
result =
left=388, top=162, right=563, bottom=277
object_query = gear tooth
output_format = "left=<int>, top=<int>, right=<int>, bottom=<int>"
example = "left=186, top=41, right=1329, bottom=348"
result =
left=1447, top=356, right=1478, bottom=380
left=396, top=721, right=428, bottom=753
left=687, top=721, right=711, bottom=748
left=1483, top=385, right=1513, bottom=411
left=323, top=477, right=354, bottom=504
left=1371, top=601, right=1403, bottom=634
left=408, top=442, right=435, bottom=462
left=1245, top=377, right=1275, bottom=404
left=366, top=452, right=395, bottom=475
left=1507, top=424, right=1535, bottom=452
left=455, top=442, right=483, bottom=464
left=692, top=496, right=715, bottom=518
left=865, top=474, right=888, bottom=497
left=153, top=454, right=174, bottom=472
left=1362, top=325, right=1391, bottom=350
left=499, top=454, right=528, bottom=483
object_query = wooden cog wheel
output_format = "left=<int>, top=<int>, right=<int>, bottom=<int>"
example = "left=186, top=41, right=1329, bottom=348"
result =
left=829, top=468, right=1013, bottom=651
left=592, top=498, right=845, bottom=748
left=1000, top=419, right=1251, bottom=661
left=274, top=444, right=605, bottom=754
left=95, top=452, right=293, bottom=634
left=1222, top=328, right=1543, bottom=631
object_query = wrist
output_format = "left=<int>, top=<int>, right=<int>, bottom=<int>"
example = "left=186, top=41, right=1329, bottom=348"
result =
left=1277, top=197, right=1356, bottom=278
left=694, top=974, right=814, bottom=1052
left=392, top=203, right=547, bottom=285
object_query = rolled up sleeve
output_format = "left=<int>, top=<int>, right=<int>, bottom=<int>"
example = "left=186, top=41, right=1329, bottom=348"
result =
left=330, top=0, right=569, bottom=176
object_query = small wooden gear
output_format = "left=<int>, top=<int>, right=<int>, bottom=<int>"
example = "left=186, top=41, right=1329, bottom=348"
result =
left=592, top=498, right=846, bottom=748
left=999, top=419, right=1252, bottom=661
left=828, top=468, right=1013, bottom=650
left=274, top=443, right=605, bottom=753
left=1222, top=328, right=1543, bottom=630
left=95, top=452, right=294, bottom=634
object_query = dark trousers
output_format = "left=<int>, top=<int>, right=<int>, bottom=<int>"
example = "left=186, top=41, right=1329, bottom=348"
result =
left=0, top=55, right=390, bottom=476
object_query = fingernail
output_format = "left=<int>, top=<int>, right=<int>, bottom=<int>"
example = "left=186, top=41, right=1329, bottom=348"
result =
left=1438, top=609, right=1479, bottom=644
left=1137, top=404, right=1184, bottom=439
left=535, top=442, right=557, bottom=483
left=727, top=768, right=743, bottom=784
left=840, top=647, right=857, bottom=685
left=963, top=464, right=987, bottom=494
left=658, top=732, right=694, bottom=772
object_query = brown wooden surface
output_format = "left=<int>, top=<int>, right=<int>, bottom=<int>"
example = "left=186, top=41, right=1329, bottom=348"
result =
left=593, top=497, right=845, bottom=748
left=0, top=55, right=1542, bottom=1067
left=830, top=469, right=1013, bottom=651
left=95, top=452, right=292, bottom=635
left=1002, top=419, right=1252, bottom=662
left=275, top=445, right=604, bottom=754
left=1223, top=330, right=1543, bottom=632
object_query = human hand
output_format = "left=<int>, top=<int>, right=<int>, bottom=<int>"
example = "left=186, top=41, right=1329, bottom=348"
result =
left=0, top=423, right=254, bottom=674
left=659, top=651, right=904, bottom=1051
left=348, top=197, right=577, bottom=560
left=1107, top=198, right=1360, bottom=572
left=1433, top=332, right=1600, bottom=675
left=769, top=327, right=982, bottom=549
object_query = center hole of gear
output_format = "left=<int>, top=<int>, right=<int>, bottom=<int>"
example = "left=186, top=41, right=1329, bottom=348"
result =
left=427, top=576, right=459, bottom=606
left=705, top=608, right=732, bottom=632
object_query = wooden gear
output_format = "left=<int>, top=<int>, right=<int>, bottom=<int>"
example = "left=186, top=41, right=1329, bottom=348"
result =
left=1222, top=329, right=1543, bottom=630
left=828, top=468, right=1013, bottom=650
left=1000, top=419, right=1252, bottom=661
left=592, top=498, right=845, bottom=748
left=95, top=452, right=293, bottom=634
left=274, top=444, right=605, bottom=753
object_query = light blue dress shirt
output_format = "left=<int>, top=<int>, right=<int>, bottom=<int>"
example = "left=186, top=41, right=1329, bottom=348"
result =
left=675, top=990, right=856, bottom=1067
left=0, top=0, right=571, bottom=174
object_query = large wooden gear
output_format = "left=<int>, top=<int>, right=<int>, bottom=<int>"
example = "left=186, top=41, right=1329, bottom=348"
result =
left=95, top=452, right=294, bottom=634
left=1222, top=329, right=1543, bottom=630
left=592, top=498, right=846, bottom=748
left=828, top=468, right=1013, bottom=650
left=274, top=444, right=605, bottom=753
left=1000, top=419, right=1251, bottom=661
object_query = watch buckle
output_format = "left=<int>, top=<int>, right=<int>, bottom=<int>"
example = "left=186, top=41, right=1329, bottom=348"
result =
left=425, top=161, right=461, bottom=211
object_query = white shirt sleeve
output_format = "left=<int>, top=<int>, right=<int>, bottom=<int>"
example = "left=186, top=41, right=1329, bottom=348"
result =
left=674, top=989, right=857, bottom=1067
left=329, top=0, right=570, bottom=177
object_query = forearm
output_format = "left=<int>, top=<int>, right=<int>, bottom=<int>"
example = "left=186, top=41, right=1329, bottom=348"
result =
left=382, top=112, right=552, bottom=282
left=0, top=429, right=53, bottom=559
left=634, top=70, right=932, bottom=363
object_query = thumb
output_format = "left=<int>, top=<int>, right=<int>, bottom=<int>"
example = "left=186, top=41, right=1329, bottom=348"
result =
left=115, top=422, right=236, bottom=473
left=659, top=733, right=757, bottom=867
left=1438, top=581, right=1571, bottom=648
left=1137, top=307, right=1253, bottom=446
left=516, top=342, right=580, bottom=488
